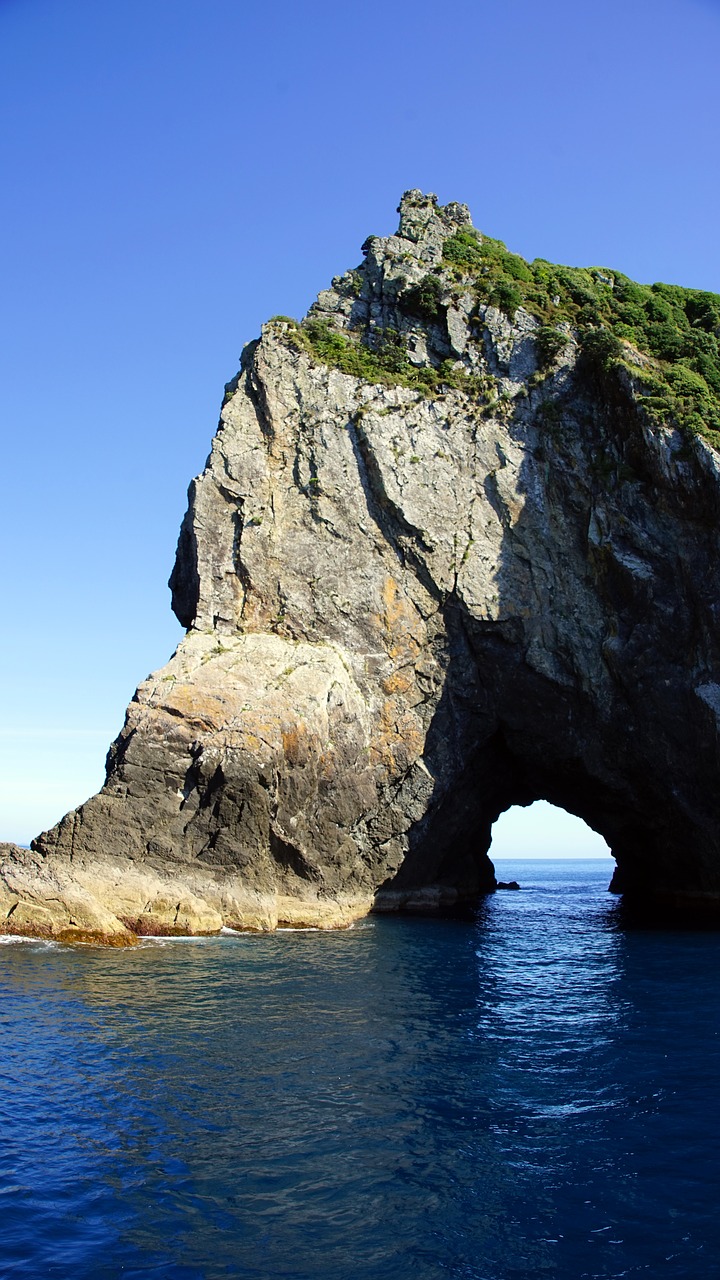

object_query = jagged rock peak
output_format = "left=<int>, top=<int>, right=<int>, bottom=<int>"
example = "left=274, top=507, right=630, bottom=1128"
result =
left=393, top=189, right=472, bottom=256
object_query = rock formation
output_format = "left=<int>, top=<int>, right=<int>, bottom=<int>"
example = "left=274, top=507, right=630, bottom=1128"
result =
left=5, top=190, right=720, bottom=942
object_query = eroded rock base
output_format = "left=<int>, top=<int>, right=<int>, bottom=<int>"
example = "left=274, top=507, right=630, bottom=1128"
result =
left=0, top=843, right=376, bottom=945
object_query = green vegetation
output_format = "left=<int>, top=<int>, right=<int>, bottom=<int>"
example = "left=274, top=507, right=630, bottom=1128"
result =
left=399, top=273, right=443, bottom=322
left=200, top=641, right=232, bottom=665
left=264, top=227, right=720, bottom=447
left=280, top=315, right=489, bottom=399
left=442, top=227, right=720, bottom=444
left=535, top=325, right=568, bottom=369
left=441, top=227, right=484, bottom=271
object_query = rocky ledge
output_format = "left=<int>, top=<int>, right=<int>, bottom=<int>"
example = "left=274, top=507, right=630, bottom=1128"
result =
left=6, top=191, right=720, bottom=943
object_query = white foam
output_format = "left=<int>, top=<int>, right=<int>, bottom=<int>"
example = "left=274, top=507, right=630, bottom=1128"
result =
left=136, top=934, right=213, bottom=945
left=277, top=921, right=357, bottom=933
left=0, top=934, right=58, bottom=948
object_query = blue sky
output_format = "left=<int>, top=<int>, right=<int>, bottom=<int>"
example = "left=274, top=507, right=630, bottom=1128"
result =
left=2, top=0, right=718, bottom=852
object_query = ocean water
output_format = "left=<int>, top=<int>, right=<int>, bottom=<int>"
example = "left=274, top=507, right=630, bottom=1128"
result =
left=1, top=858, right=720, bottom=1279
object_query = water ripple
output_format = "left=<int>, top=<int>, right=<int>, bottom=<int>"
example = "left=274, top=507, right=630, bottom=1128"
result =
left=0, top=860, right=719, bottom=1277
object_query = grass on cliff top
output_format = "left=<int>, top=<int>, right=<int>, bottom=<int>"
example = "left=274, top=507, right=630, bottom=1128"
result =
left=442, top=227, right=720, bottom=445
left=268, top=227, right=720, bottom=447
left=274, top=314, right=489, bottom=399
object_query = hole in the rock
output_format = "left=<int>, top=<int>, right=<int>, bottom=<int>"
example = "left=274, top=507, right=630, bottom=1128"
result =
left=490, top=801, right=612, bottom=861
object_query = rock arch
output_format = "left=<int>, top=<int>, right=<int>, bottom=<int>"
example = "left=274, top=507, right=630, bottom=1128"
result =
left=371, top=582, right=714, bottom=915
left=4, top=191, right=720, bottom=942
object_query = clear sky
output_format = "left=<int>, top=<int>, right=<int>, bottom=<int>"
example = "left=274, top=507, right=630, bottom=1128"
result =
left=1, top=0, right=718, bottom=853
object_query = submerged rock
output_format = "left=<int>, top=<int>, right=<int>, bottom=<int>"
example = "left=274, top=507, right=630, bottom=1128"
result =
left=7, top=191, right=720, bottom=940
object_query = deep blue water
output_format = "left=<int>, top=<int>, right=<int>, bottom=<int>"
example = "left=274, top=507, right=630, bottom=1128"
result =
left=1, top=858, right=720, bottom=1279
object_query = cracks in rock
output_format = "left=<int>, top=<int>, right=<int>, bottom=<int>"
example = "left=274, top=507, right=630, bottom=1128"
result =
left=66, top=811, right=80, bottom=865
left=351, top=421, right=430, bottom=550
left=179, top=759, right=226, bottom=832
left=245, top=361, right=276, bottom=448
left=450, top=493, right=477, bottom=596
left=200, top=765, right=226, bottom=818
left=307, top=505, right=344, bottom=539
left=483, top=470, right=513, bottom=531
left=347, top=416, right=443, bottom=605
left=106, top=729, right=137, bottom=781
left=211, top=480, right=253, bottom=623
left=199, top=829, right=220, bottom=856
left=178, top=752, right=202, bottom=821
left=301, top=436, right=345, bottom=541
left=231, top=501, right=252, bottom=621
left=269, top=829, right=322, bottom=884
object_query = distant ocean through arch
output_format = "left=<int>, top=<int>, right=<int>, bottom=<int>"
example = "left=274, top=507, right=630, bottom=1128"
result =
left=1, top=858, right=718, bottom=1279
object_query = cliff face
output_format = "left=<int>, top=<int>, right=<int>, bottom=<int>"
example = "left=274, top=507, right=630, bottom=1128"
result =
left=5, top=191, right=720, bottom=942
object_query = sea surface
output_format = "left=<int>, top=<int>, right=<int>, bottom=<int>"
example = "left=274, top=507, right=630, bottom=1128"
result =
left=1, top=858, right=720, bottom=1279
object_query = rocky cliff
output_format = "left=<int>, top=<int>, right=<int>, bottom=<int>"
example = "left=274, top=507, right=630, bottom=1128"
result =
left=5, top=190, right=720, bottom=943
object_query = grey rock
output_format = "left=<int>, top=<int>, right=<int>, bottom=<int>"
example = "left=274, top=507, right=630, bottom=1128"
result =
left=8, top=190, right=720, bottom=940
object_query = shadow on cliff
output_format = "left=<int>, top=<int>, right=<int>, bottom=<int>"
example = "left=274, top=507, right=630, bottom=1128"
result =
left=373, top=358, right=720, bottom=916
